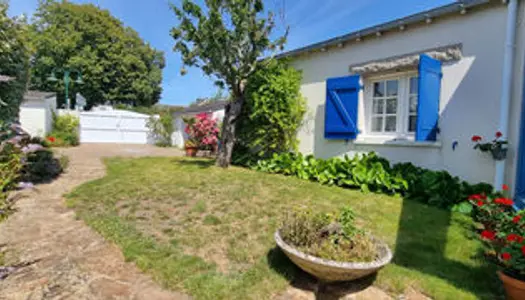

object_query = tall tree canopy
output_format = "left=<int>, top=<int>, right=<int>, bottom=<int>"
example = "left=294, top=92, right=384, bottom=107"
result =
left=171, top=0, right=287, bottom=167
left=30, top=0, right=165, bottom=109
left=0, top=2, right=30, bottom=122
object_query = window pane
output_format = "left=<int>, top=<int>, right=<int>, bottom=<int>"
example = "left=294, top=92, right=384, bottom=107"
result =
left=385, top=116, right=397, bottom=132
left=386, top=98, right=397, bottom=114
left=372, top=117, right=383, bottom=132
left=409, top=96, right=418, bottom=113
left=374, top=82, right=385, bottom=97
left=373, top=99, right=384, bottom=114
left=409, top=115, right=417, bottom=132
left=410, top=77, right=418, bottom=94
left=386, top=80, right=398, bottom=96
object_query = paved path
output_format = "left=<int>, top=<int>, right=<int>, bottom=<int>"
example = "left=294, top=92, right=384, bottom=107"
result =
left=0, top=144, right=189, bottom=300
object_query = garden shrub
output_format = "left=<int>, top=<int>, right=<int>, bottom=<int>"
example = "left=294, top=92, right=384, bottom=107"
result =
left=280, top=207, right=377, bottom=262
left=47, top=113, right=80, bottom=147
left=184, top=113, right=220, bottom=151
left=0, top=3, right=30, bottom=122
left=254, top=152, right=493, bottom=209
left=236, top=60, right=306, bottom=159
left=147, top=110, right=174, bottom=147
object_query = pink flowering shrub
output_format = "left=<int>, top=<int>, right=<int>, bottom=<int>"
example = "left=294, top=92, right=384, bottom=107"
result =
left=184, top=113, right=220, bottom=149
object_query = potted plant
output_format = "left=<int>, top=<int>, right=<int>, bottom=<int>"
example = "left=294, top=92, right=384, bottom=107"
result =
left=275, top=207, right=392, bottom=282
left=472, top=131, right=509, bottom=161
left=184, top=139, right=198, bottom=157
left=469, top=185, right=525, bottom=299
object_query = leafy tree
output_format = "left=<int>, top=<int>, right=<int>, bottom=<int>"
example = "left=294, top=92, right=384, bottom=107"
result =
left=171, top=0, right=287, bottom=167
left=30, top=0, right=165, bottom=109
left=236, top=60, right=306, bottom=158
left=0, top=2, right=30, bottom=122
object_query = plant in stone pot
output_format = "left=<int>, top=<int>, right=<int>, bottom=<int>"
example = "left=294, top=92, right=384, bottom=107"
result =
left=184, top=139, right=198, bottom=157
left=469, top=185, right=525, bottom=299
left=472, top=131, right=509, bottom=161
left=275, top=206, right=392, bottom=282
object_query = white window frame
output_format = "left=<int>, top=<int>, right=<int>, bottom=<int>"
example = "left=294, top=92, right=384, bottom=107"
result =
left=363, top=71, right=418, bottom=140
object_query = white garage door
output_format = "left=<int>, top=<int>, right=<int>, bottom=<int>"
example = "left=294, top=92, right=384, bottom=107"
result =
left=80, top=110, right=152, bottom=144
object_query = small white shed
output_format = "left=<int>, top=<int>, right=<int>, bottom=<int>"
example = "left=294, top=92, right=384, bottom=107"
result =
left=19, top=91, right=57, bottom=137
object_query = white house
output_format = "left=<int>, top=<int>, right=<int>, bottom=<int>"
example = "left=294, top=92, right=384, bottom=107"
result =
left=19, top=91, right=57, bottom=137
left=172, top=100, right=227, bottom=148
left=281, top=0, right=525, bottom=205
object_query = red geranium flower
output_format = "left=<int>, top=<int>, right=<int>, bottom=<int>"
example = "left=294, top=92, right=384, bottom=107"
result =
left=47, top=136, right=56, bottom=143
left=522, top=245, right=525, bottom=256
left=481, top=230, right=496, bottom=241
left=494, top=198, right=514, bottom=206
left=477, top=200, right=484, bottom=207
left=503, top=184, right=510, bottom=191
left=471, top=135, right=482, bottom=142
left=502, top=252, right=512, bottom=261
left=496, top=131, right=503, bottom=138
left=469, top=194, right=482, bottom=200
left=514, top=215, right=522, bottom=224
left=507, top=234, right=521, bottom=242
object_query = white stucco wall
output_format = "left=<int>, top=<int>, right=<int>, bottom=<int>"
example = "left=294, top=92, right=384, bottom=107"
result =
left=291, top=4, right=525, bottom=187
left=19, top=97, right=57, bottom=137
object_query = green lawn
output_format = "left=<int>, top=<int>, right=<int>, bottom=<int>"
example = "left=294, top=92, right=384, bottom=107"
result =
left=67, top=157, right=501, bottom=299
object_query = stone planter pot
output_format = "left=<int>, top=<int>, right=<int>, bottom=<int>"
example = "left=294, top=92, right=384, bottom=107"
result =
left=275, top=230, right=393, bottom=282
left=499, top=271, right=525, bottom=300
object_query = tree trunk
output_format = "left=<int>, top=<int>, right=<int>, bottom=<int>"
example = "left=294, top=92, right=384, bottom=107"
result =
left=216, top=97, right=244, bottom=168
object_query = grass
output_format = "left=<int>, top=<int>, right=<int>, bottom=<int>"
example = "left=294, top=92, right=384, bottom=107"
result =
left=67, top=157, right=501, bottom=300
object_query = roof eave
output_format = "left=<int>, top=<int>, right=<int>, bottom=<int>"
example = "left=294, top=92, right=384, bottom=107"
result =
left=277, top=0, right=492, bottom=59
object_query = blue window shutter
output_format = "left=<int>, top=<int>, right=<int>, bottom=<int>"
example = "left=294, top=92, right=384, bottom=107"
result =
left=416, top=54, right=442, bottom=141
left=325, top=75, right=360, bottom=140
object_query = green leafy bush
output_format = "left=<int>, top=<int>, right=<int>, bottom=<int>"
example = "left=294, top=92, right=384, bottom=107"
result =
left=255, top=152, right=408, bottom=194
left=0, top=3, right=30, bottom=122
left=236, top=60, right=306, bottom=159
left=147, top=110, right=174, bottom=147
left=47, top=113, right=80, bottom=147
left=255, top=152, right=492, bottom=209
left=280, top=207, right=377, bottom=262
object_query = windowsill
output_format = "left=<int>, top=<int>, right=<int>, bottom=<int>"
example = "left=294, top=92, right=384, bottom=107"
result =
left=354, top=136, right=442, bottom=148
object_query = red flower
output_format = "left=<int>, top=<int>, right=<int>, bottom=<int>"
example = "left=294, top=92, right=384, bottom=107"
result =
left=494, top=198, right=514, bottom=206
left=514, top=215, right=522, bottom=224
left=471, top=135, right=482, bottom=142
left=477, top=200, right=484, bottom=207
left=47, top=136, right=56, bottom=143
left=496, top=131, right=503, bottom=138
left=481, top=230, right=496, bottom=241
left=502, top=252, right=512, bottom=261
left=507, top=234, right=521, bottom=242
left=469, top=194, right=482, bottom=200
left=522, top=245, right=525, bottom=256
left=503, top=184, right=510, bottom=191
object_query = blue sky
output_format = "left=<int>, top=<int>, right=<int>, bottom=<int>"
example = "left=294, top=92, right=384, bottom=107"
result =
left=8, top=0, right=454, bottom=106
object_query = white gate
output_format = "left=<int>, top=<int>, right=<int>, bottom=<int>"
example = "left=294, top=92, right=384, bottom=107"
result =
left=80, top=110, right=153, bottom=144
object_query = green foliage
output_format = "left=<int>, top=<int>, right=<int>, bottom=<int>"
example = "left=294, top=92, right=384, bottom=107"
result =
left=147, top=111, right=174, bottom=147
left=114, top=104, right=183, bottom=115
left=280, top=207, right=377, bottom=262
left=47, top=113, right=80, bottom=147
left=236, top=60, right=306, bottom=159
left=30, top=0, right=165, bottom=109
left=255, top=152, right=408, bottom=194
left=255, top=152, right=493, bottom=209
left=392, top=163, right=493, bottom=208
left=0, top=3, right=30, bottom=122
left=170, top=0, right=287, bottom=92
left=0, top=144, right=22, bottom=222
